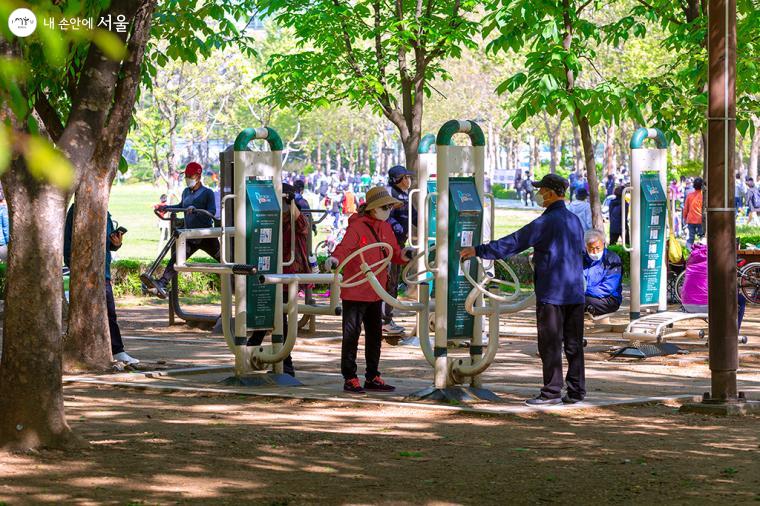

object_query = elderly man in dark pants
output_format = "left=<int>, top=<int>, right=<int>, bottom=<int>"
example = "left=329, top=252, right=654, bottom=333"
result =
left=461, top=174, right=586, bottom=405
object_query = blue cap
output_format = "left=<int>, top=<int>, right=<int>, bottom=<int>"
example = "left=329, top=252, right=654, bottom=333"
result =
left=388, top=165, right=413, bottom=181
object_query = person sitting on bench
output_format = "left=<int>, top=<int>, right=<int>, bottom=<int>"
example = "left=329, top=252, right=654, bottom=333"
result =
left=681, top=240, right=746, bottom=331
left=583, top=229, right=623, bottom=316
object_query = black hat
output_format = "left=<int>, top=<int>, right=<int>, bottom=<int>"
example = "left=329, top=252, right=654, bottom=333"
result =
left=575, top=188, right=588, bottom=199
left=388, top=165, right=412, bottom=181
left=532, top=174, right=569, bottom=196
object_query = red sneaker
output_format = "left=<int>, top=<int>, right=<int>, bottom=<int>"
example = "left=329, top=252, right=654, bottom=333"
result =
left=364, top=376, right=395, bottom=392
left=343, top=378, right=365, bottom=394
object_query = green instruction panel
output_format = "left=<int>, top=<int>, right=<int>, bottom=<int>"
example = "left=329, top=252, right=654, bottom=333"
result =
left=245, top=180, right=281, bottom=329
left=427, top=180, right=437, bottom=241
left=639, top=172, right=666, bottom=306
left=447, top=177, right=483, bottom=339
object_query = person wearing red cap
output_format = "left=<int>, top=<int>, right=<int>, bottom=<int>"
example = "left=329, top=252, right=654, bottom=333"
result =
left=146, top=162, right=219, bottom=299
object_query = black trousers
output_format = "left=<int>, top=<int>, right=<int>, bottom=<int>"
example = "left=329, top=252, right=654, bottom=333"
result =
left=105, top=280, right=125, bottom=355
left=536, top=302, right=585, bottom=399
left=609, top=231, right=629, bottom=247
left=382, top=263, right=401, bottom=324
left=341, top=300, right=383, bottom=381
left=584, top=295, right=621, bottom=316
left=160, top=238, right=221, bottom=283
left=247, top=292, right=295, bottom=376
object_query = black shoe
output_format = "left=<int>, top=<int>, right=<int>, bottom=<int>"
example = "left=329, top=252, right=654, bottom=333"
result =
left=525, top=395, right=562, bottom=406
left=343, top=378, right=365, bottom=394
left=364, top=375, right=395, bottom=392
left=561, top=395, right=584, bottom=404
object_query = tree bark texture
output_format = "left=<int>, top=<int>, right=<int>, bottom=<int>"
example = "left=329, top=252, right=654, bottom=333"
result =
left=0, top=160, right=73, bottom=450
left=62, top=0, right=157, bottom=371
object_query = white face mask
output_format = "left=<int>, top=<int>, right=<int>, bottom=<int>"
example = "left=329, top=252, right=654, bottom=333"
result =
left=535, top=191, right=545, bottom=207
left=185, top=177, right=197, bottom=188
left=588, top=251, right=603, bottom=261
left=373, top=208, right=391, bottom=221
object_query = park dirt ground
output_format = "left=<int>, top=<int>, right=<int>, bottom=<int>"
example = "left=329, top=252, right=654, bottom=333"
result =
left=2, top=299, right=760, bottom=504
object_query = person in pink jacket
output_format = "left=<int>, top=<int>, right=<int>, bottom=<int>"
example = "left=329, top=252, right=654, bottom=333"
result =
left=326, top=187, right=414, bottom=394
left=681, top=241, right=746, bottom=330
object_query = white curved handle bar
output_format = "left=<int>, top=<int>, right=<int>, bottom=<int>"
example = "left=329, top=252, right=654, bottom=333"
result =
left=333, top=242, right=393, bottom=288
left=401, top=246, right=437, bottom=286
left=461, top=257, right=521, bottom=303
left=423, top=192, right=438, bottom=272
left=220, top=194, right=235, bottom=264
left=408, top=188, right=420, bottom=249
left=622, top=187, right=632, bottom=253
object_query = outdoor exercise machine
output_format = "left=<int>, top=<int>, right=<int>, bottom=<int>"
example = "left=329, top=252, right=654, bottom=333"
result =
left=401, top=120, right=534, bottom=402
left=173, top=122, right=532, bottom=399
left=140, top=207, right=220, bottom=330
left=176, top=127, right=340, bottom=385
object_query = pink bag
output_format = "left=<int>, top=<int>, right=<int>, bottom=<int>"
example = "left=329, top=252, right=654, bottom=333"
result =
left=681, top=243, right=708, bottom=306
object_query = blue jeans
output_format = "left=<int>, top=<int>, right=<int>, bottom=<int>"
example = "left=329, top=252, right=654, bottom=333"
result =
left=687, top=224, right=703, bottom=247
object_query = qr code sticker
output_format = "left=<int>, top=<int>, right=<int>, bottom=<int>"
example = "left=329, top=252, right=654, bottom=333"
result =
left=461, top=231, right=473, bottom=247
left=649, top=244, right=657, bottom=254
left=651, top=215, right=659, bottom=226
left=260, top=228, right=272, bottom=243
left=647, top=259, right=656, bottom=269
left=258, top=256, right=271, bottom=271
left=650, top=229, right=658, bottom=240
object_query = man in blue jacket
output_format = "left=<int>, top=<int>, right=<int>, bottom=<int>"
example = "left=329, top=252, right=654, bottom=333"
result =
left=384, top=165, right=418, bottom=335
left=461, top=174, right=586, bottom=405
left=582, top=229, right=622, bottom=316
left=147, top=162, right=219, bottom=299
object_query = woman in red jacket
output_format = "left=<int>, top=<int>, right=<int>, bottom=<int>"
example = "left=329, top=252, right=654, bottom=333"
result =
left=326, top=187, right=414, bottom=393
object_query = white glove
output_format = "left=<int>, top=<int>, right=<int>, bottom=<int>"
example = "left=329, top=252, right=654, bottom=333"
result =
left=325, top=256, right=340, bottom=271
left=402, top=247, right=417, bottom=261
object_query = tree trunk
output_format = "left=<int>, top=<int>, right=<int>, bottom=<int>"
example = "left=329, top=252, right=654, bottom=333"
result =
left=573, top=120, right=583, bottom=174
left=63, top=0, right=156, bottom=371
left=604, top=124, right=616, bottom=175
left=577, top=113, right=603, bottom=230
left=749, top=120, right=760, bottom=180
left=0, top=160, right=76, bottom=450
left=532, top=135, right=540, bottom=175
left=63, top=173, right=114, bottom=371
left=736, top=134, right=745, bottom=177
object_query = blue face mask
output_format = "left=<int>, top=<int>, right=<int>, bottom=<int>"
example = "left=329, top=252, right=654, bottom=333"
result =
left=588, top=251, right=603, bottom=261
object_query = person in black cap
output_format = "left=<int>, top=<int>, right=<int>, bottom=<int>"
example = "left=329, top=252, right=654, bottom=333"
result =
left=383, top=165, right=418, bottom=336
left=461, top=173, right=586, bottom=406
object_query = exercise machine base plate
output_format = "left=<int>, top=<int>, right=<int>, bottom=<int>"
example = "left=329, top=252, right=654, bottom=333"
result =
left=609, top=342, right=683, bottom=359
left=405, top=386, right=502, bottom=403
left=220, top=373, right=303, bottom=387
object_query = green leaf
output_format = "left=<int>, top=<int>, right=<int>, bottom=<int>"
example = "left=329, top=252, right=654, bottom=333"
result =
left=22, top=136, right=74, bottom=190
left=0, top=127, right=10, bottom=174
left=118, top=155, right=129, bottom=174
left=92, top=29, right=127, bottom=60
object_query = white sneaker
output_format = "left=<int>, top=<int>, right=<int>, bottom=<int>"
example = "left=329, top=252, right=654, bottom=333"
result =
left=382, top=321, right=406, bottom=335
left=113, top=352, right=140, bottom=365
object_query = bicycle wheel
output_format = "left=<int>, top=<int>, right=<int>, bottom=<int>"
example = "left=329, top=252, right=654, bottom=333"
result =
left=740, top=263, right=760, bottom=304
left=674, top=271, right=686, bottom=304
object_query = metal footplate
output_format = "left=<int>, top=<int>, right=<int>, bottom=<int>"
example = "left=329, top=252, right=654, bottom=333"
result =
left=612, top=311, right=709, bottom=359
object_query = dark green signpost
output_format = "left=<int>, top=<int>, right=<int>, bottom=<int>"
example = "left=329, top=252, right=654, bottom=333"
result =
left=446, top=177, right=483, bottom=339
left=245, top=180, right=280, bottom=329
left=639, top=172, right=667, bottom=306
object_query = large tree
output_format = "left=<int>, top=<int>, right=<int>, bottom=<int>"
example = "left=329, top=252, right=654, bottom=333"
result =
left=0, top=9, right=78, bottom=448
left=485, top=0, right=652, bottom=230
left=20, top=0, right=259, bottom=372
left=255, top=0, right=480, bottom=177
